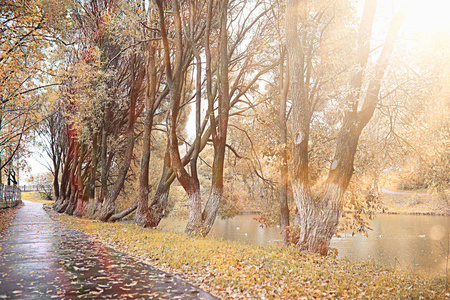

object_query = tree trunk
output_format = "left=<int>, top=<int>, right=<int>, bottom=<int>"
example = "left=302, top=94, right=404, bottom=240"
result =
left=53, top=156, right=69, bottom=212
left=279, top=47, right=290, bottom=244
left=198, top=0, right=229, bottom=236
left=286, top=0, right=404, bottom=255
left=286, top=0, right=314, bottom=249
left=296, top=117, right=360, bottom=255
left=97, top=110, right=109, bottom=219
left=156, top=0, right=202, bottom=235
left=135, top=43, right=156, bottom=227
left=52, top=157, right=60, bottom=200
left=134, top=111, right=153, bottom=227
left=110, top=202, right=138, bottom=221
left=185, top=181, right=203, bottom=234
left=85, top=134, right=99, bottom=219
left=74, top=144, right=88, bottom=217
left=63, top=133, right=79, bottom=216
left=148, top=143, right=173, bottom=227
left=53, top=127, right=72, bottom=213
left=98, top=54, right=144, bottom=222
left=97, top=115, right=134, bottom=222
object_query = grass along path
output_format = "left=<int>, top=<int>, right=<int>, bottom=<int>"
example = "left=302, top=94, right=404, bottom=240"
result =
left=21, top=191, right=54, bottom=205
left=45, top=210, right=448, bottom=299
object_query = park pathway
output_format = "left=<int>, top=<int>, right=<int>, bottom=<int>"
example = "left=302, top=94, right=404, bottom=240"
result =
left=0, top=201, right=217, bottom=299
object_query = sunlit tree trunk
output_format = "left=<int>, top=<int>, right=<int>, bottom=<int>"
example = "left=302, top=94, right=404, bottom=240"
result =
left=198, top=0, right=229, bottom=236
left=286, top=0, right=314, bottom=248
left=155, top=0, right=203, bottom=234
left=287, top=0, right=404, bottom=255
left=279, top=47, right=290, bottom=244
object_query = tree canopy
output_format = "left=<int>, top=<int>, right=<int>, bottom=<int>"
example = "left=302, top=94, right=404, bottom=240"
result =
left=4, top=0, right=449, bottom=255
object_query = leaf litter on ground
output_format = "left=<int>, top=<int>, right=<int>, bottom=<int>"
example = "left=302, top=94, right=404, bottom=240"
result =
left=45, top=210, right=448, bottom=299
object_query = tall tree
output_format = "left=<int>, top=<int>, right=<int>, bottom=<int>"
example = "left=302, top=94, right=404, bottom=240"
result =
left=286, top=0, right=405, bottom=255
left=0, top=0, right=68, bottom=183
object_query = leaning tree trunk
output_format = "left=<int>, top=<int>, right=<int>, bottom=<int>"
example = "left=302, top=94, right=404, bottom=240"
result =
left=97, top=110, right=135, bottom=222
left=147, top=143, right=173, bottom=227
left=198, top=0, right=229, bottom=236
left=295, top=116, right=361, bottom=254
left=287, top=0, right=404, bottom=255
left=156, top=0, right=202, bottom=234
left=98, top=54, right=144, bottom=222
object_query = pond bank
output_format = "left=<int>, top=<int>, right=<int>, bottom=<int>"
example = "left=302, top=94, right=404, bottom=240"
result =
left=47, top=208, right=448, bottom=299
left=380, top=188, right=450, bottom=216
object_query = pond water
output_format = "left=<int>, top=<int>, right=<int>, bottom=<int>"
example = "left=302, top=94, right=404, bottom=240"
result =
left=159, top=214, right=450, bottom=274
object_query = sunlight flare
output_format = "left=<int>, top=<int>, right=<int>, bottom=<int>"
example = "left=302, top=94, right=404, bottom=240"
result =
left=402, top=0, right=450, bottom=33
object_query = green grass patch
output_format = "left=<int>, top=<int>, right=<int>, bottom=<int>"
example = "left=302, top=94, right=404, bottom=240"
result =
left=48, top=211, right=448, bottom=299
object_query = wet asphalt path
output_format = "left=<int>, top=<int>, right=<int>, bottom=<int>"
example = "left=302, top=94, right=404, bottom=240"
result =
left=0, top=201, right=218, bottom=299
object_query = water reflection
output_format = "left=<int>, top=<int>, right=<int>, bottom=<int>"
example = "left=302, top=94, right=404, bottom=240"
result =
left=160, top=214, right=282, bottom=245
left=160, top=214, right=450, bottom=273
left=331, top=214, right=450, bottom=273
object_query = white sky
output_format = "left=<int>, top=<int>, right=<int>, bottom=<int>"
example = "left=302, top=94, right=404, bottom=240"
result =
left=23, top=144, right=51, bottom=184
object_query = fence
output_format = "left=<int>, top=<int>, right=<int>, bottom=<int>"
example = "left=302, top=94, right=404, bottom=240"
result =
left=0, top=184, right=22, bottom=209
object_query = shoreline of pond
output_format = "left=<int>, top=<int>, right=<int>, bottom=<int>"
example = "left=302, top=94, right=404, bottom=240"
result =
left=46, top=207, right=448, bottom=299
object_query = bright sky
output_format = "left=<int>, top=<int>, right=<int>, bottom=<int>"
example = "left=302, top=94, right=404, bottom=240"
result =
left=402, top=0, right=450, bottom=34
left=23, top=144, right=51, bottom=184
left=368, top=0, right=450, bottom=36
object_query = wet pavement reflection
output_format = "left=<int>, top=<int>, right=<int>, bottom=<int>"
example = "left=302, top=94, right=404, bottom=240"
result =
left=0, top=201, right=217, bottom=299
